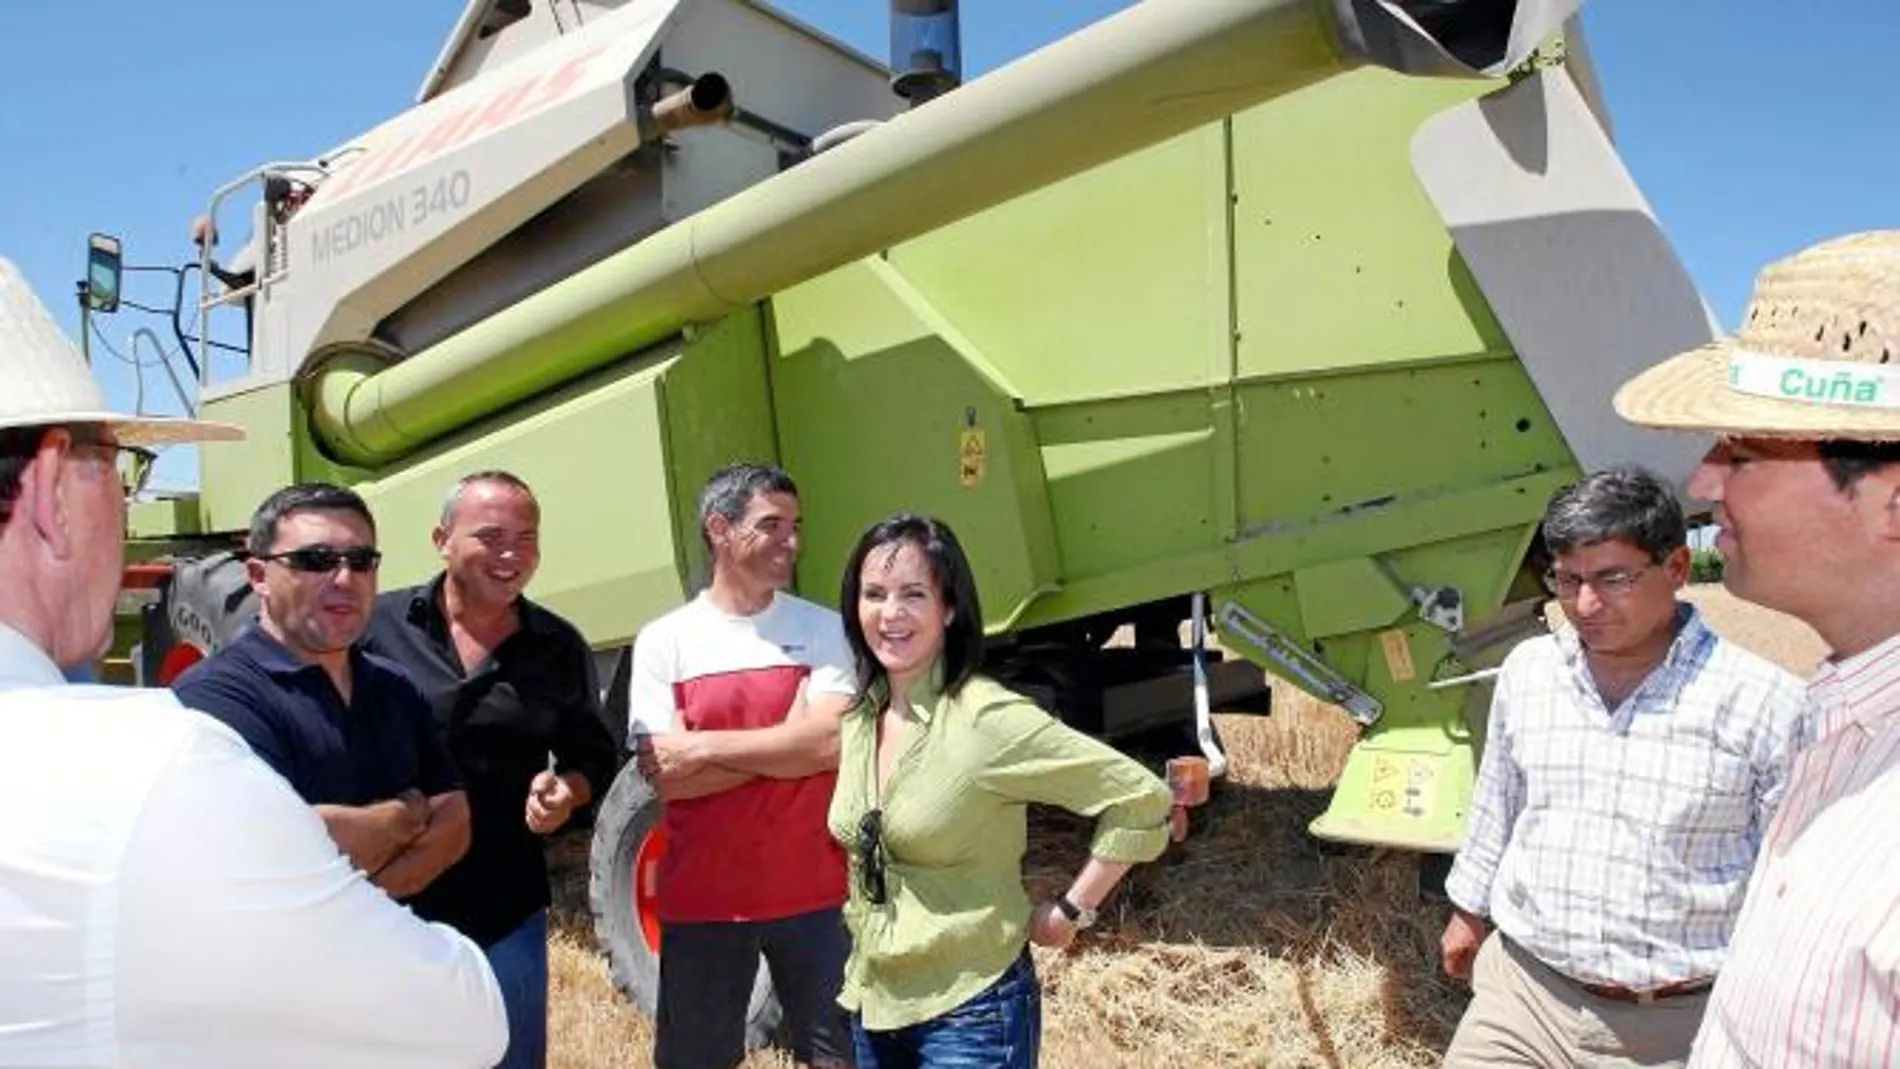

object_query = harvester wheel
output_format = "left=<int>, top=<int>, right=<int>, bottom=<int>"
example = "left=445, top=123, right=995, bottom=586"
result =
left=143, top=551, right=258, bottom=685
left=587, top=762, right=782, bottom=1051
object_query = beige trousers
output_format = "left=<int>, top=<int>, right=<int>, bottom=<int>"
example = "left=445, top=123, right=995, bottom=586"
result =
left=1442, top=933, right=1708, bottom=1069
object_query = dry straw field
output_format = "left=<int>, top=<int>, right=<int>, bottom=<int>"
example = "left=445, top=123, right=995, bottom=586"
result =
left=544, top=585, right=1827, bottom=1069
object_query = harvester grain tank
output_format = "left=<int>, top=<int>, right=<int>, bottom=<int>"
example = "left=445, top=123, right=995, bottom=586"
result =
left=81, top=0, right=1716, bottom=1041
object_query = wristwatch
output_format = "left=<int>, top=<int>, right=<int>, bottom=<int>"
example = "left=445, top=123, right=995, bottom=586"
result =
left=1054, top=893, right=1097, bottom=930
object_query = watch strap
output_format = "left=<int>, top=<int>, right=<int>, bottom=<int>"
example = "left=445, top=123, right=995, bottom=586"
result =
left=1056, top=893, right=1096, bottom=928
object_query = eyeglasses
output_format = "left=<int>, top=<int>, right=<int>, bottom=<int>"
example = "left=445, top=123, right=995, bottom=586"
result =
left=74, top=441, right=158, bottom=499
left=856, top=809, right=888, bottom=906
left=254, top=545, right=383, bottom=574
left=1542, top=563, right=1655, bottom=599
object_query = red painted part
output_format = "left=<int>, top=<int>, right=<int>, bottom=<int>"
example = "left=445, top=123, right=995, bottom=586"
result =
left=635, top=827, right=668, bottom=954
left=122, top=563, right=174, bottom=590
left=155, top=643, right=205, bottom=687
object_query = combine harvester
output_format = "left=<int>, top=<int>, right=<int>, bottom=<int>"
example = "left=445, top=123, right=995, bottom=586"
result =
left=80, top=0, right=1713, bottom=1038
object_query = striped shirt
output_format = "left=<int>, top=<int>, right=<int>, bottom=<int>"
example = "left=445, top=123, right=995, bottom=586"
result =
left=1689, top=631, right=1900, bottom=1068
left=1445, top=604, right=1809, bottom=989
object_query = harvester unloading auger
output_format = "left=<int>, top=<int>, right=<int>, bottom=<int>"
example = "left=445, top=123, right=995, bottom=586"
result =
left=81, top=0, right=1716, bottom=1038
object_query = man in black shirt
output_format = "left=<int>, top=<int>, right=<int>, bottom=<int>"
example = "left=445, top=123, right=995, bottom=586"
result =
left=365, top=470, right=617, bottom=1069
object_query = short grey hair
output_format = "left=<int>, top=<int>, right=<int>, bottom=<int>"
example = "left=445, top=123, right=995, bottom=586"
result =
left=1541, top=466, right=1686, bottom=563
left=696, top=462, right=797, bottom=552
left=439, top=470, right=537, bottom=529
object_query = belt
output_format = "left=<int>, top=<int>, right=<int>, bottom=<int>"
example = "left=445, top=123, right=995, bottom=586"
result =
left=1576, top=977, right=1714, bottom=1005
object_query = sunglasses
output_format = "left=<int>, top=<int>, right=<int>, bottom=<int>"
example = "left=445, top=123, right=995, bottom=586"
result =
left=857, top=809, right=888, bottom=906
left=254, top=544, right=383, bottom=574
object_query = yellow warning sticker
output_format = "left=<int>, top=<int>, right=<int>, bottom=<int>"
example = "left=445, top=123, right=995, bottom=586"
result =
left=1379, top=628, right=1416, bottom=683
left=1367, top=753, right=1439, bottom=820
left=958, top=429, right=987, bottom=488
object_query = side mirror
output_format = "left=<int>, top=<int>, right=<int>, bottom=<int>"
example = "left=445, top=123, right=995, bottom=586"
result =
left=85, top=233, right=123, bottom=314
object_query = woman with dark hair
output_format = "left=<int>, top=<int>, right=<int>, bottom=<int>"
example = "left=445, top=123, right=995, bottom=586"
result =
left=827, top=513, right=1172, bottom=1068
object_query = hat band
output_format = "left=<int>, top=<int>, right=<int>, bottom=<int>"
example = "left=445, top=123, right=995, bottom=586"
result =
left=1728, top=349, right=1900, bottom=410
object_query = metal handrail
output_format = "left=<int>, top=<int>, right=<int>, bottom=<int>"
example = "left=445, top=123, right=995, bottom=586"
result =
left=193, top=159, right=330, bottom=384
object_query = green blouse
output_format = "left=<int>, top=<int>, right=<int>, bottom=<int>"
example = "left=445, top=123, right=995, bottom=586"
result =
left=826, top=664, right=1172, bottom=1030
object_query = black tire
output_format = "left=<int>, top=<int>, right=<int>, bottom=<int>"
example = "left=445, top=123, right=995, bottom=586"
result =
left=586, top=762, right=782, bottom=1051
left=597, top=646, right=634, bottom=757
left=142, top=550, right=257, bottom=685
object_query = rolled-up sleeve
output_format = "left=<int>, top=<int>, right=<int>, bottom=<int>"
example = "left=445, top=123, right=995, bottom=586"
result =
left=974, top=699, right=1173, bottom=863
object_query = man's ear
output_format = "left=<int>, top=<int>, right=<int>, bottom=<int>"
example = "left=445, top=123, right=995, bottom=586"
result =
left=704, top=513, right=730, bottom=549
left=245, top=557, right=270, bottom=601
left=432, top=524, right=450, bottom=558
left=1662, top=544, right=1692, bottom=587
left=22, top=430, right=75, bottom=562
left=1877, top=473, right=1900, bottom=544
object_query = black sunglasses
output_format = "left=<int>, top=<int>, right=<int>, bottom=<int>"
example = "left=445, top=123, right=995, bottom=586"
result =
left=255, top=545, right=383, bottom=574
left=857, top=809, right=888, bottom=906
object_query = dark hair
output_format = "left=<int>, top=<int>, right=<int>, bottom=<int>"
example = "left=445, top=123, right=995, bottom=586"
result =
left=839, top=513, right=985, bottom=700
left=247, top=482, right=377, bottom=557
left=696, top=462, right=798, bottom=553
left=439, top=469, right=537, bottom=528
left=1541, top=466, right=1686, bottom=563
left=0, top=427, right=47, bottom=526
left=0, top=423, right=107, bottom=527
left=1820, top=439, right=1900, bottom=492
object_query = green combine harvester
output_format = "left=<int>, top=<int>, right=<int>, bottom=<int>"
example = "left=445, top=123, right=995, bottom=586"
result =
left=78, top=0, right=1715, bottom=1035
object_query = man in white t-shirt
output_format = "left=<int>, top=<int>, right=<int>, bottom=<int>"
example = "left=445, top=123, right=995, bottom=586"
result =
left=631, top=462, right=858, bottom=1069
left=0, top=257, right=507, bottom=1068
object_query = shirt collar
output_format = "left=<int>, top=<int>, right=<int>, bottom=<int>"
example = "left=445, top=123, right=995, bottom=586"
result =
left=406, top=571, right=550, bottom=639
left=1808, top=629, right=1900, bottom=741
left=867, top=659, right=948, bottom=725
left=1554, top=601, right=1713, bottom=710
left=239, top=622, right=371, bottom=680
left=0, top=623, right=65, bottom=689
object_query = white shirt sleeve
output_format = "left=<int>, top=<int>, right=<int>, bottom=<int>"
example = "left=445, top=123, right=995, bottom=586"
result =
left=806, top=610, right=859, bottom=699
left=114, top=725, right=509, bottom=1069
left=626, top=627, right=677, bottom=736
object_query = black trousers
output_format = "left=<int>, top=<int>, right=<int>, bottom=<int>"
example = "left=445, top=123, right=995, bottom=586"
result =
left=655, top=907, right=854, bottom=1069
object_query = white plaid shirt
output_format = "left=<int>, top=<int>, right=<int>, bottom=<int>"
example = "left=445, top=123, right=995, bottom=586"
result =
left=1445, top=604, right=1809, bottom=989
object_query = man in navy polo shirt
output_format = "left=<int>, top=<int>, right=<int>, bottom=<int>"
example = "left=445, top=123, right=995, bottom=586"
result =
left=173, top=483, right=470, bottom=899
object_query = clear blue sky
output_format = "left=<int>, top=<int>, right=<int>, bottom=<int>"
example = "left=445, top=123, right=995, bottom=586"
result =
left=2, top=1, right=1895, bottom=489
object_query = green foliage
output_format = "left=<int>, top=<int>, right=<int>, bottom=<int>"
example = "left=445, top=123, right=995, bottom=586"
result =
left=1690, top=547, right=1725, bottom=585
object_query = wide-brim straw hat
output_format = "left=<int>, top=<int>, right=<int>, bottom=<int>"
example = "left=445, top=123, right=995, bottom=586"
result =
left=1615, top=230, right=1900, bottom=442
left=0, top=256, right=241, bottom=447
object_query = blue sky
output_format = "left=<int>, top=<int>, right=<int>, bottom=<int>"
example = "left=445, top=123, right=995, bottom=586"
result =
left=2, top=1, right=1895, bottom=488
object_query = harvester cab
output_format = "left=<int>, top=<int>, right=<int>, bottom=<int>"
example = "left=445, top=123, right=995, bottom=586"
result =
left=182, top=0, right=848, bottom=401
left=84, top=0, right=1720, bottom=1035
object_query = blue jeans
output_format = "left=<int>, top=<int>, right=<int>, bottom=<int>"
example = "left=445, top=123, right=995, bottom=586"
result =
left=852, top=950, right=1041, bottom=1069
left=484, top=909, right=549, bottom=1069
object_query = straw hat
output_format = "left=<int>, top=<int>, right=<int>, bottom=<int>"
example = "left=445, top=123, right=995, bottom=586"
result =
left=1614, top=230, right=1900, bottom=441
left=0, top=257, right=240, bottom=446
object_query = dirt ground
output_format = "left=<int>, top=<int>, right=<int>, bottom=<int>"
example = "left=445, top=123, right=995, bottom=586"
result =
left=542, top=584, right=1825, bottom=1068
